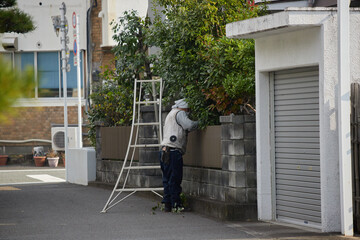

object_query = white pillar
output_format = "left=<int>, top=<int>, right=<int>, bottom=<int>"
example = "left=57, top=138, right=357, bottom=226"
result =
left=337, top=0, right=353, bottom=236
left=76, top=15, right=83, bottom=148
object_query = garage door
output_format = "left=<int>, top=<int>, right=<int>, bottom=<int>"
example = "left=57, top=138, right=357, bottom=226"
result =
left=273, top=66, right=321, bottom=227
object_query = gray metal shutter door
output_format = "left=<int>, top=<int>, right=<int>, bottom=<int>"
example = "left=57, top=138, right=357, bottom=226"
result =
left=274, top=66, right=321, bottom=227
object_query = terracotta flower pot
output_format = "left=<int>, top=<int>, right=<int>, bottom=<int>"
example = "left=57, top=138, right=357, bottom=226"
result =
left=0, top=155, right=8, bottom=166
left=34, top=156, right=46, bottom=167
left=47, top=157, right=59, bottom=168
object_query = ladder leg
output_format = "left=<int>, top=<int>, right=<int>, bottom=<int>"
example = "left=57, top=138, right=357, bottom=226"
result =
left=121, top=82, right=142, bottom=190
left=101, top=155, right=128, bottom=213
left=101, top=79, right=139, bottom=213
left=105, top=191, right=137, bottom=212
left=101, top=79, right=164, bottom=212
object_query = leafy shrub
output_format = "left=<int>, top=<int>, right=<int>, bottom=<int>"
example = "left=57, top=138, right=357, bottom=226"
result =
left=87, top=2, right=266, bottom=145
left=149, top=0, right=265, bottom=126
left=87, top=10, right=155, bottom=146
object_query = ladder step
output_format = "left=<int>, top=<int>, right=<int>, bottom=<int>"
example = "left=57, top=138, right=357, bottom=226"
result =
left=134, top=122, right=160, bottom=126
left=136, top=79, right=162, bottom=83
left=115, top=187, right=163, bottom=192
left=101, top=78, right=163, bottom=212
left=135, top=100, right=159, bottom=105
left=130, top=144, right=161, bottom=148
left=124, top=165, right=160, bottom=170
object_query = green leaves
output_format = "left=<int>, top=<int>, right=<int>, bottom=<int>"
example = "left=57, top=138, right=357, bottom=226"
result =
left=0, top=56, right=34, bottom=121
left=87, top=10, right=156, bottom=146
left=112, top=10, right=154, bottom=81
left=0, top=1, right=35, bottom=33
left=88, top=1, right=265, bottom=137
left=150, top=0, right=263, bottom=126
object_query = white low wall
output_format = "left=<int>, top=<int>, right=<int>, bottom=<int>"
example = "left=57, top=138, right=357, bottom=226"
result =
left=67, top=147, right=96, bottom=186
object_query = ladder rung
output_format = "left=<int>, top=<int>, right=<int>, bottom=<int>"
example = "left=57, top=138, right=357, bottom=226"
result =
left=136, top=79, right=162, bottom=83
left=130, top=144, right=161, bottom=148
left=115, top=187, right=163, bottom=192
left=135, top=100, right=159, bottom=105
left=124, top=165, right=160, bottom=170
left=134, top=122, right=160, bottom=126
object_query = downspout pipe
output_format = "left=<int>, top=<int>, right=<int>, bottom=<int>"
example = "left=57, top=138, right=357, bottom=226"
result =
left=337, top=0, right=353, bottom=236
left=86, top=0, right=96, bottom=112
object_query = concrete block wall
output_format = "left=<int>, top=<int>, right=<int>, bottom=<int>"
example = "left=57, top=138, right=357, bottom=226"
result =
left=182, top=114, right=257, bottom=220
left=95, top=111, right=257, bottom=221
left=95, top=106, right=163, bottom=188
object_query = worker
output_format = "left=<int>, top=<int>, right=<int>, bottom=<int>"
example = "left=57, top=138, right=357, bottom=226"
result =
left=160, top=98, right=199, bottom=212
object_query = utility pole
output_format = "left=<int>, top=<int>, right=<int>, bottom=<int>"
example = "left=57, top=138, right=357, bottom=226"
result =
left=53, top=2, right=70, bottom=180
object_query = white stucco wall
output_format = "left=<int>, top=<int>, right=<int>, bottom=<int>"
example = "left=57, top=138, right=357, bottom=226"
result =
left=0, top=0, right=89, bottom=52
left=255, top=26, right=324, bottom=228
left=99, top=0, right=149, bottom=47
left=227, top=8, right=360, bottom=232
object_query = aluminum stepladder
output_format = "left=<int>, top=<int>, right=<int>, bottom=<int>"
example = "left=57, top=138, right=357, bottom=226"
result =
left=101, top=78, right=163, bottom=213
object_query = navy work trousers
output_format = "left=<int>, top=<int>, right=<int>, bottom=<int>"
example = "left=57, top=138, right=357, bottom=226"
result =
left=159, top=149, right=183, bottom=208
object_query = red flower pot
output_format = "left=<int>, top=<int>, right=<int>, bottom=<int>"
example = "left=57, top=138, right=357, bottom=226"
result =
left=34, top=156, right=46, bottom=167
left=0, top=155, right=8, bottom=166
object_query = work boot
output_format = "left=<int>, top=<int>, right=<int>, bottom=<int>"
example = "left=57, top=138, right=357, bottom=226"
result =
left=164, top=203, right=171, bottom=212
left=172, top=206, right=185, bottom=213
left=172, top=203, right=188, bottom=213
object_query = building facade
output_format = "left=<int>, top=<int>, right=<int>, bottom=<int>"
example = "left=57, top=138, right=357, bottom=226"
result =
left=0, top=0, right=152, bottom=154
left=227, top=6, right=359, bottom=234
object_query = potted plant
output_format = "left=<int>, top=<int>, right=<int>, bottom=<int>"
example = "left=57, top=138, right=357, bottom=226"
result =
left=46, top=149, right=59, bottom=168
left=33, top=151, right=46, bottom=167
left=59, top=152, right=65, bottom=167
left=0, top=155, right=8, bottom=166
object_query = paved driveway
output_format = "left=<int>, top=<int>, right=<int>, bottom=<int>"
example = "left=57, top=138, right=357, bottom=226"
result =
left=0, top=166, right=65, bottom=185
left=0, top=167, right=355, bottom=240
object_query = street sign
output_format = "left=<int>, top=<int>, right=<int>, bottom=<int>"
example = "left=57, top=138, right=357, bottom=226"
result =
left=72, top=12, right=76, bottom=28
left=73, top=40, right=77, bottom=56
left=73, top=39, right=77, bottom=66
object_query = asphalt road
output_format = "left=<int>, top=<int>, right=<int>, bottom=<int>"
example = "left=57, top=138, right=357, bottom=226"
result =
left=0, top=166, right=66, bottom=186
left=0, top=167, right=356, bottom=240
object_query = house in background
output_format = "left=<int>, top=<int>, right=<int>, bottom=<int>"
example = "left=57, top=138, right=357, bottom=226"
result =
left=0, top=0, right=90, bottom=155
left=260, top=0, right=360, bottom=11
left=0, top=0, right=154, bottom=156
left=91, top=0, right=161, bottom=78
left=227, top=0, right=360, bottom=235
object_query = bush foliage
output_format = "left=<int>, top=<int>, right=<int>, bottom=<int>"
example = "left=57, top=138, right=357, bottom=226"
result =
left=150, top=0, right=264, bottom=126
left=0, top=56, right=34, bottom=122
left=0, top=0, right=35, bottom=33
left=87, top=11, right=154, bottom=145
left=88, top=1, right=266, bottom=144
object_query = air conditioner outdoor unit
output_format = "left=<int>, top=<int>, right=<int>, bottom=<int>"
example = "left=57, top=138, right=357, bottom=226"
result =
left=2, top=37, right=18, bottom=50
left=51, top=127, right=79, bottom=151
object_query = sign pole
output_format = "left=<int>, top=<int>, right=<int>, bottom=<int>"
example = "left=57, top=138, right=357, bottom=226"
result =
left=75, top=14, right=83, bottom=148
left=60, top=2, right=69, bottom=180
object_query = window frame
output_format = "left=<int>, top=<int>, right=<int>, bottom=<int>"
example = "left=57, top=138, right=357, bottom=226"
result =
left=1, top=50, right=86, bottom=104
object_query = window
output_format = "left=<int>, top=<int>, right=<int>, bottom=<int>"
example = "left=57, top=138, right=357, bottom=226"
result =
left=38, top=52, right=60, bottom=97
left=1, top=52, right=13, bottom=67
left=62, top=51, right=84, bottom=98
left=14, top=52, right=35, bottom=98
left=0, top=51, right=84, bottom=99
